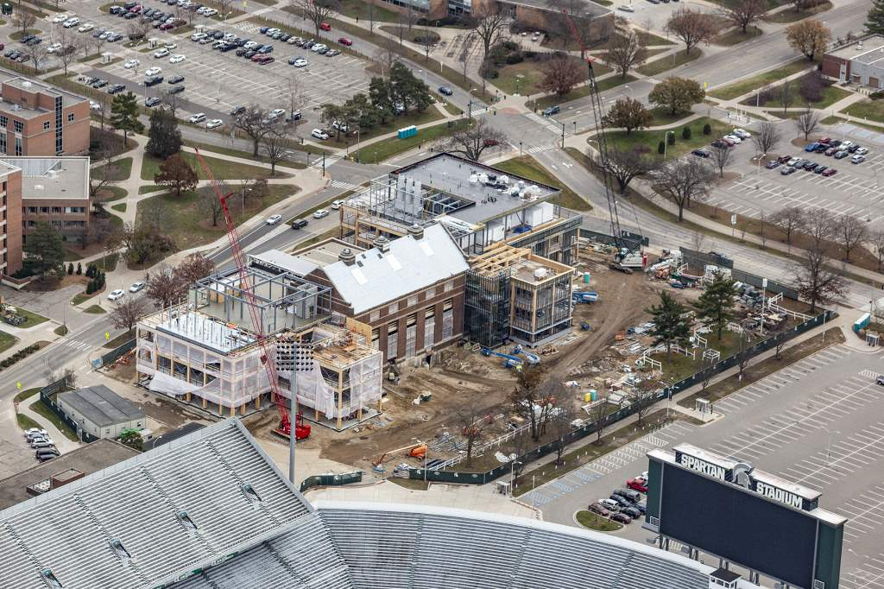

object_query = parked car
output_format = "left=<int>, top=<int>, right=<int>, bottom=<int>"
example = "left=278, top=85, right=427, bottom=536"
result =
left=169, top=54, right=185, bottom=64
left=599, top=498, right=620, bottom=512
left=780, top=166, right=797, bottom=176
left=613, top=488, right=642, bottom=503
left=188, top=113, right=206, bottom=124
left=834, top=150, right=849, bottom=159
left=291, top=218, right=308, bottom=230
left=123, top=58, right=140, bottom=69
left=167, top=75, right=184, bottom=84
left=711, top=139, right=730, bottom=149
left=338, top=37, right=353, bottom=46
left=802, top=160, right=816, bottom=171
left=718, top=137, right=735, bottom=147
left=144, top=75, right=163, bottom=86
left=621, top=506, right=642, bottom=518
left=229, top=105, right=246, bottom=116
left=732, top=128, right=751, bottom=139
left=804, top=142, right=819, bottom=152
left=31, top=439, right=56, bottom=449
left=723, top=134, right=742, bottom=144
left=876, top=375, right=884, bottom=386
left=851, top=154, right=866, bottom=164
left=153, top=48, right=170, bottom=58
left=609, top=494, right=633, bottom=508
left=25, top=428, right=48, bottom=438
left=626, top=478, right=648, bottom=493
left=776, top=155, right=791, bottom=164
left=311, top=128, right=328, bottom=140
left=610, top=513, right=632, bottom=524
left=824, top=146, right=838, bottom=156
left=145, top=66, right=162, bottom=76
left=856, top=147, right=869, bottom=155
left=129, top=281, right=145, bottom=292
left=206, top=119, right=223, bottom=129
left=813, top=165, right=827, bottom=174
left=821, top=168, right=837, bottom=177
left=587, top=502, right=610, bottom=517
left=691, top=149, right=710, bottom=158
left=765, top=160, right=781, bottom=169
left=107, top=84, right=126, bottom=95
left=108, top=289, right=125, bottom=301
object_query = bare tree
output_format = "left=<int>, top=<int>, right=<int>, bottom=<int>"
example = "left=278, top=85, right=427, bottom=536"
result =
left=769, top=206, right=806, bottom=249
left=588, top=394, right=610, bottom=445
left=834, top=214, right=869, bottom=261
left=12, top=9, right=36, bottom=36
left=719, top=0, right=765, bottom=34
left=549, top=404, right=574, bottom=466
left=291, top=0, right=340, bottom=37
left=708, top=144, right=733, bottom=178
left=795, top=108, right=820, bottom=141
left=232, top=105, right=272, bottom=157
left=161, top=88, right=183, bottom=119
left=372, top=36, right=399, bottom=78
left=89, top=147, right=118, bottom=197
left=804, top=209, right=834, bottom=251
left=215, top=0, right=235, bottom=19
left=779, top=80, right=794, bottom=116
left=175, top=253, right=215, bottom=285
left=751, top=122, right=782, bottom=156
left=606, top=31, right=648, bottom=79
left=653, top=158, right=717, bottom=221
left=198, top=187, right=226, bottom=227
left=23, top=41, right=48, bottom=74
left=56, top=28, right=78, bottom=76
left=260, top=122, right=294, bottom=176
left=794, top=245, right=846, bottom=313
left=472, top=4, right=510, bottom=56
left=284, top=76, right=306, bottom=121
left=665, top=8, right=719, bottom=55
left=869, top=230, right=884, bottom=272
left=593, top=147, right=659, bottom=194
left=456, top=397, right=489, bottom=467
left=509, top=366, right=546, bottom=442
left=111, top=296, right=149, bottom=333
left=442, top=118, right=507, bottom=161
left=417, top=26, right=434, bottom=61
left=629, top=379, right=660, bottom=428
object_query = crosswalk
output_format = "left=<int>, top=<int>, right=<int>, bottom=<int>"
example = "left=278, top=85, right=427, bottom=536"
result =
left=524, top=112, right=564, bottom=135
left=330, top=180, right=360, bottom=191
left=63, top=339, right=93, bottom=352
left=311, top=156, right=339, bottom=169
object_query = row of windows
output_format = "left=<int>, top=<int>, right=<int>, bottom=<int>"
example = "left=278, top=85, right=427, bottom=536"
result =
left=25, top=206, right=87, bottom=214
left=368, top=279, right=456, bottom=322
left=24, top=220, right=86, bottom=228
left=2, top=114, right=74, bottom=134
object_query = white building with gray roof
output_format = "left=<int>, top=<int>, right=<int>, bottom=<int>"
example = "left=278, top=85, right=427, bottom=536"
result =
left=57, top=385, right=145, bottom=439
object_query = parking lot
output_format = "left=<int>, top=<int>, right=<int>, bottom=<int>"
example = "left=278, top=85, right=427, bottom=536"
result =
left=19, top=1, right=372, bottom=129
left=707, top=123, right=884, bottom=226
left=532, top=341, right=884, bottom=588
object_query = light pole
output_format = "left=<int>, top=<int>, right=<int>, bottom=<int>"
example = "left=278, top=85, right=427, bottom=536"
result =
left=755, top=152, right=766, bottom=188
left=663, top=130, right=676, bottom=158
left=515, top=73, right=524, bottom=96
left=510, top=460, right=522, bottom=495
left=519, top=141, right=523, bottom=156
left=825, top=429, right=840, bottom=466
left=560, top=121, right=565, bottom=148
left=573, top=120, right=577, bottom=136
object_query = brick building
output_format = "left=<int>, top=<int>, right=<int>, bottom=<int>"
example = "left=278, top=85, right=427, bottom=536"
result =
left=0, top=77, right=90, bottom=157
left=0, top=159, right=22, bottom=276
left=250, top=223, right=469, bottom=366
left=2, top=157, right=91, bottom=244
left=822, top=35, right=884, bottom=88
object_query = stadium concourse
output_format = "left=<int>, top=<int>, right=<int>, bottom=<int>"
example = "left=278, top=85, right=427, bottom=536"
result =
left=0, top=419, right=753, bottom=589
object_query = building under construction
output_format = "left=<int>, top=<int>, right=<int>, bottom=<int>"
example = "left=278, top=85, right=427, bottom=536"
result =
left=135, top=266, right=383, bottom=430
left=339, top=153, right=582, bottom=265
left=465, top=243, right=574, bottom=348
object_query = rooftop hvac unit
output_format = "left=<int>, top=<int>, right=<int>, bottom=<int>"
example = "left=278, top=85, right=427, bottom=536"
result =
left=469, top=173, right=478, bottom=183
left=534, top=268, right=548, bottom=280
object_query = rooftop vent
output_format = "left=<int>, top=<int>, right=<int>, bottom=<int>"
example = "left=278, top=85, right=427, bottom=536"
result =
left=40, top=569, right=63, bottom=588
left=241, top=482, right=263, bottom=504
left=109, top=539, right=132, bottom=562
left=21, top=81, right=31, bottom=89
left=373, top=236, right=390, bottom=253
left=408, top=224, right=424, bottom=240
left=339, top=248, right=356, bottom=266
left=176, top=510, right=198, bottom=532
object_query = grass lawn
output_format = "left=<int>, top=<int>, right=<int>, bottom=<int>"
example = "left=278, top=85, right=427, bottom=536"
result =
left=138, top=185, right=169, bottom=195
left=843, top=99, right=884, bottom=124
left=528, top=75, right=637, bottom=111
left=9, top=29, right=41, bottom=41
left=495, top=57, right=608, bottom=97
left=0, top=331, right=16, bottom=354
left=14, top=387, right=40, bottom=404
left=338, top=0, right=401, bottom=20
left=93, top=185, right=128, bottom=203
left=63, top=249, right=83, bottom=261
left=602, top=117, right=729, bottom=160
left=84, top=305, right=106, bottom=314
left=494, top=156, right=591, bottom=212
left=100, top=157, right=132, bottom=181
left=576, top=511, right=623, bottom=532
left=72, top=292, right=97, bottom=305
left=137, top=184, right=298, bottom=250
left=326, top=107, right=443, bottom=149
left=744, top=73, right=850, bottom=110
left=184, top=138, right=322, bottom=161
left=637, top=31, right=676, bottom=46
left=111, top=203, right=127, bottom=213
left=12, top=308, right=49, bottom=329
left=93, top=253, right=120, bottom=272
left=708, top=59, right=810, bottom=100
left=764, top=1, right=832, bottom=22
left=354, top=118, right=472, bottom=163
left=651, top=351, right=700, bottom=382
left=379, top=25, right=441, bottom=44
left=16, top=413, right=42, bottom=432
left=636, top=48, right=701, bottom=77
left=649, top=106, right=694, bottom=127
left=140, top=151, right=286, bottom=182
left=713, top=26, right=762, bottom=46
left=54, top=325, right=69, bottom=336
left=105, top=332, right=135, bottom=349
left=30, top=400, right=79, bottom=442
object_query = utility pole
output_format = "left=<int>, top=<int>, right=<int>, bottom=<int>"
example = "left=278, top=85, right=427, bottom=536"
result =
left=561, top=121, right=565, bottom=149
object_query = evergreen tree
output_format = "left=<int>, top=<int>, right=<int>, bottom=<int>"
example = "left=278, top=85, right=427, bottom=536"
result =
left=76, top=262, right=82, bottom=275
left=110, top=91, right=144, bottom=147
left=67, top=262, right=74, bottom=275
left=24, top=222, right=65, bottom=278
left=869, top=0, right=884, bottom=35
left=145, top=107, right=182, bottom=159
left=695, top=273, right=738, bottom=341
left=646, top=291, right=691, bottom=361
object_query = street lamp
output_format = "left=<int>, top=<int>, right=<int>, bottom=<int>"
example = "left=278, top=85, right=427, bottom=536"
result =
left=515, top=74, right=524, bottom=96
left=519, top=141, right=523, bottom=156
left=825, top=429, right=841, bottom=466
left=755, top=152, right=766, bottom=186
left=663, top=130, right=676, bottom=158
left=510, top=460, right=522, bottom=496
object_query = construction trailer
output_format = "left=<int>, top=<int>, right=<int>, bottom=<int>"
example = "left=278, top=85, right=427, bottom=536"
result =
left=465, top=243, right=574, bottom=348
left=339, top=153, right=581, bottom=265
left=135, top=267, right=384, bottom=428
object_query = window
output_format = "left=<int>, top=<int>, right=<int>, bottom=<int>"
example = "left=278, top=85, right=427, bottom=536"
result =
left=27, top=207, right=37, bottom=214
left=371, top=328, right=379, bottom=350
left=14, top=136, right=21, bottom=156
left=369, top=309, right=380, bottom=323
left=13, top=120, right=22, bottom=134
left=0, top=116, right=6, bottom=128
left=67, top=113, right=74, bottom=123
left=43, top=121, right=50, bottom=130
left=405, top=314, right=417, bottom=358
left=407, top=295, right=418, bottom=308
left=386, top=321, right=398, bottom=359
left=40, top=207, right=49, bottom=214
left=444, top=280, right=454, bottom=292
left=51, top=207, right=61, bottom=214
left=424, top=308, right=435, bottom=349
left=442, top=299, right=454, bottom=340
left=388, top=301, right=399, bottom=315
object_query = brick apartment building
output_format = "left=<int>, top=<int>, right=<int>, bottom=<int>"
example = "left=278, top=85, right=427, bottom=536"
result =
left=2, top=157, right=91, bottom=245
left=0, top=160, right=22, bottom=276
left=0, top=78, right=90, bottom=157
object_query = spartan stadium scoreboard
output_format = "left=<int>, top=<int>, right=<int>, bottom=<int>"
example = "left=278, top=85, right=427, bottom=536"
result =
left=645, top=444, right=847, bottom=589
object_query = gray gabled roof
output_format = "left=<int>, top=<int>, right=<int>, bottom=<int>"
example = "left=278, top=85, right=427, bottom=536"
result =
left=58, top=385, right=145, bottom=427
left=0, top=419, right=311, bottom=589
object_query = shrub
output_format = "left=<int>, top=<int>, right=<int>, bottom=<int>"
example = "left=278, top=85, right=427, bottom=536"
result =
left=76, top=262, right=82, bottom=275
left=505, top=52, right=524, bottom=65
left=658, top=140, right=666, bottom=155
left=67, top=263, right=74, bottom=275
left=870, top=91, right=884, bottom=101
left=667, top=133, right=676, bottom=146
left=703, top=123, right=712, bottom=135
left=682, top=127, right=692, bottom=140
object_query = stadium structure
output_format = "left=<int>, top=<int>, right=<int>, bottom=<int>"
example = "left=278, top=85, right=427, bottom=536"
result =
left=0, top=419, right=758, bottom=589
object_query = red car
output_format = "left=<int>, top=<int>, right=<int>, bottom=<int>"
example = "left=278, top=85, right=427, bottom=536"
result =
left=821, top=168, right=837, bottom=177
left=338, top=37, right=352, bottom=46
left=611, top=513, right=632, bottom=524
left=159, top=22, right=175, bottom=31
left=320, top=22, right=331, bottom=31
left=587, top=502, right=610, bottom=517
left=776, top=155, right=791, bottom=164
left=627, top=478, right=648, bottom=493
left=818, top=136, right=831, bottom=144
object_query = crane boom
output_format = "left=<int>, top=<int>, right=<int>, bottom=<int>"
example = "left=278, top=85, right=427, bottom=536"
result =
left=562, top=11, right=624, bottom=246
left=193, top=148, right=309, bottom=440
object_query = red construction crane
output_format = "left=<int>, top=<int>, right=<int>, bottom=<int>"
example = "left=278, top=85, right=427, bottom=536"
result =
left=193, top=148, right=311, bottom=441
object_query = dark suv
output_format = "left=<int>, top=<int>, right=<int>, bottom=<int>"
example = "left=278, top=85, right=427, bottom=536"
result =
left=291, top=218, right=308, bottom=230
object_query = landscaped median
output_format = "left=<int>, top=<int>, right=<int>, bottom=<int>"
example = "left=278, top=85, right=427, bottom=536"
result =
left=596, top=117, right=730, bottom=160
left=527, top=75, right=637, bottom=112
left=707, top=59, right=812, bottom=101
left=353, top=118, right=472, bottom=163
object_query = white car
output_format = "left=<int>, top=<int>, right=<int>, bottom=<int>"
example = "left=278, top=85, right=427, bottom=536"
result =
left=617, top=4, right=635, bottom=11
left=123, top=58, right=140, bottom=69
left=108, top=289, right=125, bottom=301
left=129, top=281, right=145, bottom=293
left=189, top=113, right=207, bottom=124
left=732, top=128, right=751, bottom=139
left=723, top=134, right=742, bottom=144
left=311, top=44, right=327, bottom=53
left=145, top=67, right=162, bottom=77
left=31, top=438, right=56, bottom=448
left=313, top=209, right=329, bottom=219
left=24, top=428, right=48, bottom=438
left=840, top=140, right=853, bottom=149
left=330, top=199, right=345, bottom=210
left=164, top=41, right=178, bottom=50
left=311, top=128, right=328, bottom=140
left=154, top=48, right=170, bottom=59
left=202, top=7, right=218, bottom=16
left=206, top=118, right=223, bottom=129
left=52, top=13, right=68, bottom=23
left=191, top=32, right=207, bottom=42
left=292, top=58, right=307, bottom=68
left=244, top=41, right=259, bottom=49
left=851, top=154, right=866, bottom=164
left=47, top=43, right=63, bottom=54
left=78, top=23, right=94, bottom=33
left=89, top=100, right=102, bottom=111
left=266, top=214, right=282, bottom=225
left=856, top=147, right=869, bottom=155
left=169, top=54, right=186, bottom=64
left=269, top=108, right=286, bottom=118
left=63, top=17, right=80, bottom=28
